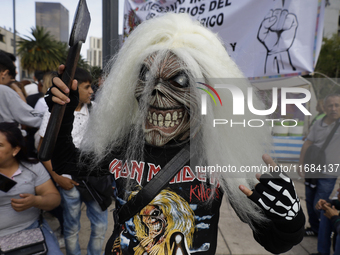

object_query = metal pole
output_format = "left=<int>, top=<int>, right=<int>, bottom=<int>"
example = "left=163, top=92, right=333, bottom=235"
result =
left=13, top=0, right=16, bottom=56
left=102, top=0, right=119, bottom=68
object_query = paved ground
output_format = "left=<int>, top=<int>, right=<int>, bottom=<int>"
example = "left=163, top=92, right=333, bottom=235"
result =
left=46, top=164, right=338, bottom=255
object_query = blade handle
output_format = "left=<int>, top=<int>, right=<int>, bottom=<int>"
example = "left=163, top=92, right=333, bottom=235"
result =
left=38, top=42, right=83, bottom=161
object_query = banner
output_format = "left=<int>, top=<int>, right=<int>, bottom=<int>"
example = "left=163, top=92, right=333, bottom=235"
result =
left=123, top=0, right=325, bottom=79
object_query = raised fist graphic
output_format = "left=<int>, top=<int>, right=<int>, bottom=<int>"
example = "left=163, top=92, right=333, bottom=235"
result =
left=257, top=9, right=298, bottom=74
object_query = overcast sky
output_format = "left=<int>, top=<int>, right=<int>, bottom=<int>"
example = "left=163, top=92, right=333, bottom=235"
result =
left=0, top=0, right=125, bottom=58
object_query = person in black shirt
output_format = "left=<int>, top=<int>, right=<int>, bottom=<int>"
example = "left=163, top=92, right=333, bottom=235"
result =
left=47, top=13, right=305, bottom=255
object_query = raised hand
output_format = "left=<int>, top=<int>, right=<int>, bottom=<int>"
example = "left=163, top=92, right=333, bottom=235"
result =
left=44, top=64, right=78, bottom=108
left=240, top=154, right=300, bottom=221
left=257, top=9, right=298, bottom=74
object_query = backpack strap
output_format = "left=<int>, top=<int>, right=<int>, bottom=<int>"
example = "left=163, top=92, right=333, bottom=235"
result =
left=321, top=118, right=340, bottom=151
left=117, top=144, right=191, bottom=224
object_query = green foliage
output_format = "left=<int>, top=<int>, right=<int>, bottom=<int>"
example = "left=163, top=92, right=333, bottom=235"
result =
left=313, top=34, right=340, bottom=99
left=17, top=26, right=89, bottom=73
left=17, top=26, right=64, bottom=72
left=77, top=56, right=90, bottom=70
left=316, top=34, right=340, bottom=78
left=88, top=65, right=102, bottom=85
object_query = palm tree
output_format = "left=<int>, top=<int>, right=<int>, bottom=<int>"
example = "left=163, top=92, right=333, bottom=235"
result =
left=52, top=41, right=89, bottom=70
left=17, top=26, right=65, bottom=72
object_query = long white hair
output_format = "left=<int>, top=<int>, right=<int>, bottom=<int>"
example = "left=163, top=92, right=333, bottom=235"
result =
left=81, top=13, right=272, bottom=226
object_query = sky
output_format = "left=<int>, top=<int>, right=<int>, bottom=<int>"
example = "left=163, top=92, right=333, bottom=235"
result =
left=0, top=0, right=125, bottom=58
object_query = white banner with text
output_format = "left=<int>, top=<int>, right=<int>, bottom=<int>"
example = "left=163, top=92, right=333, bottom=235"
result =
left=123, top=0, right=325, bottom=78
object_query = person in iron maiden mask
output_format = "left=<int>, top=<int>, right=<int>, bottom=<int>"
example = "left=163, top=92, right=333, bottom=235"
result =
left=46, top=13, right=304, bottom=255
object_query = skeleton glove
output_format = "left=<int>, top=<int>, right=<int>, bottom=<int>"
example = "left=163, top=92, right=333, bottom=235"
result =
left=44, top=73, right=79, bottom=113
left=248, top=171, right=300, bottom=221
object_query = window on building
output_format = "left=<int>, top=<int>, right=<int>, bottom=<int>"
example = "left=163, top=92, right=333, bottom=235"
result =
left=0, top=34, right=5, bottom=43
left=99, top=51, right=102, bottom=67
left=97, top=39, right=100, bottom=49
left=11, top=39, right=14, bottom=46
left=94, top=51, right=97, bottom=66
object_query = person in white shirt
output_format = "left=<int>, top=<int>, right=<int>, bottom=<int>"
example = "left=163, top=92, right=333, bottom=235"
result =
left=34, top=72, right=57, bottom=114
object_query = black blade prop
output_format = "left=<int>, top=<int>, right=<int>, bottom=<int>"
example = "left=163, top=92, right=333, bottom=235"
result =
left=39, top=0, right=91, bottom=161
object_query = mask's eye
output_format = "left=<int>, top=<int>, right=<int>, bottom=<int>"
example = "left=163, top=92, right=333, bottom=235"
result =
left=172, top=73, right=189, bottom=87
left=151, top=209, right=161, bottom=217
left=139, top=65, right=151, bottom=82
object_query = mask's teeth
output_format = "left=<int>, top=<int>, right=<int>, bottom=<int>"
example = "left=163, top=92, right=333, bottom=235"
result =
left=147, top=110, right=183, bottom=127
left=172, top=111, right=178, bottom=121
left=153, top=222, right=161, bottom=231
left=158, top=114, right=164, bottom=127
left=165, top=113, right=171, bottom=121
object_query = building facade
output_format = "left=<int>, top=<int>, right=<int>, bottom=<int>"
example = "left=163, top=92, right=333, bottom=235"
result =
left=0, top=26, right=19, bottom=54
left=87, top=37, right=102, bottom=68
left=0, top=26, right=26, bottom=79
left=35, top=2, right=69, bottom=43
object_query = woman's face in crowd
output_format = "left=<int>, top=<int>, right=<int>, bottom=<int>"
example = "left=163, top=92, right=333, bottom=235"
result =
left=0, top=132, right=20, bottom=166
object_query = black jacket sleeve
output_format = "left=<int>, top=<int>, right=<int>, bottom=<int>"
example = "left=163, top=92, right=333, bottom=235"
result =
left=50, top=89, right=80, bottom=176
left=251, top=209, right=305, bottom=254
left=50, top=90, right=111, bottom=177
left=230, top=200, right=305, bottom=254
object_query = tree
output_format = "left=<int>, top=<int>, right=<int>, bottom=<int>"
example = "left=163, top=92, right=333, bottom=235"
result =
left=76, top=56, right=90, bottom=70
left=88, top=65, right=102, bottom=85
left=313, top=34, right=340, bottom=99
left=17, top=26, right=65, bottom=72
left=18, top=26, right=90, bottom=74
left=57, top=43, right=89, bottom=71
left=315, top=34, right=340, bottom=78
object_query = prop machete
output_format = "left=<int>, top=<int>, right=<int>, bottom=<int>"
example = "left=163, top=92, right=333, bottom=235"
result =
left=39, top=0, right=91, bottom=161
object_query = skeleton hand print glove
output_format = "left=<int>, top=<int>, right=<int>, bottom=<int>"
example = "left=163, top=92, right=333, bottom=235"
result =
left=44, top=73, right=79, bottom=113
left=248, top=171, right=300, bottom=221
left=44, top=74, right=60, bottom=112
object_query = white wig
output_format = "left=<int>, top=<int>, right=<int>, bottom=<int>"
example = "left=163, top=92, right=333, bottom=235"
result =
left=81, top=13, right=272, bottom=226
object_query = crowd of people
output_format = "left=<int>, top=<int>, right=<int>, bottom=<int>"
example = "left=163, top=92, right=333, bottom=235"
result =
left=0, top=49, right=109, bottom=255
left=299, top=94, right=340, bottom=255
left=0, top=12, right=339, bottom=255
